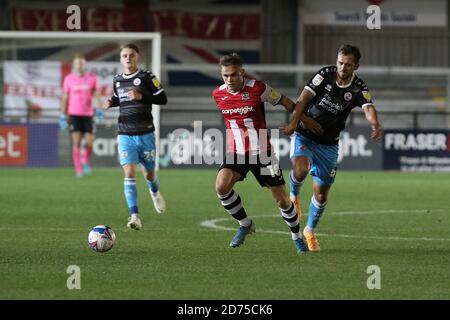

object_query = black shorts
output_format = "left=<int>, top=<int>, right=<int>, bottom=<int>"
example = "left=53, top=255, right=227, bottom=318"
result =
left=219, top=153, right=285, bottom=187
left=69, top=115, right=95, bottom=134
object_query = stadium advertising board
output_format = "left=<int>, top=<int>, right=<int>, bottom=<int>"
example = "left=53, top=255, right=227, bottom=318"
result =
left=383, top=130, right=450, bottom=172
left=337, top=126, right=382, bottom=170
left=157, top=125, right=383, bottom=170
left=57, top=124, right=383, bottom=170
left=58, top=124, right=119, bottom=167
left=0, top=123, right=58, bottom=167
left=302, top=0, right=446, bottom=27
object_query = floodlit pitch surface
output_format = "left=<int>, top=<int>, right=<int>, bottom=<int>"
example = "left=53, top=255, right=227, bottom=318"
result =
left=1, top=169, right=449, bottom=299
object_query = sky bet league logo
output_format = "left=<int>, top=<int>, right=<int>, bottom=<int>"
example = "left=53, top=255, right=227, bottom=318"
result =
left=0, top=124, right=59, bottom=167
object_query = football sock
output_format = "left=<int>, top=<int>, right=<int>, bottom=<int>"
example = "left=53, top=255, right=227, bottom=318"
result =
left=83, top=146, right=92, bottom=165
left=72, top=146, right=82, bottom=175
left=280, top=202, right=301, bottom=240
left=307, top=195, right=327, bottom=230
left=147, top=175, right=159, bottom=194
left=218, top=189, right=251, bottom=227
left=289, top=170, right=305, bottom=197
left=124, top=178, right=138, bottom=214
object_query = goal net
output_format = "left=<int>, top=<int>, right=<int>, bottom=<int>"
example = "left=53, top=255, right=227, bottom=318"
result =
left=0, top=31, right=163, bottom=170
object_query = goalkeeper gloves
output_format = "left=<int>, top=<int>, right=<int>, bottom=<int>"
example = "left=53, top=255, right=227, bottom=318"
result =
left=94, top=108, right=104, bottom=124
left=59, top=114, right=68, bottom=131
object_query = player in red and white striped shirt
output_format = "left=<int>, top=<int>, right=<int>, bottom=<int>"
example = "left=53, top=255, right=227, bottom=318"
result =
left=213, top=53, right=308, bottom=253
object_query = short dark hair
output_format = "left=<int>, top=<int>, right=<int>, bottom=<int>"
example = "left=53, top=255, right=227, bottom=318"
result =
left=120, top=43, right=140, bottom=54
left=338, top=44, right=361, bottom=64
left=219, top=53, right=242, bottom=68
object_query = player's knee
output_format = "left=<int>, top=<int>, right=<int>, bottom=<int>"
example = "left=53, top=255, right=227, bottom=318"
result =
left=145, top=171, right=155, bottom=181
left=215, top=181, right=231, bottom=197
left=315, top=193, right=328, bottom=204
left=293, top=167, right=308, bottom=181
left=277, top=197, right=291, bottom=210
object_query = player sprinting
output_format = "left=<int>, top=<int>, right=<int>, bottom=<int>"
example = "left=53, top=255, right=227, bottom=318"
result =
left=61, top=54, right=101, bottom=177
left=103, top=44, right=167, bottom=230
left=282, top=44, right=383, bottom=251
left=213, top=53, right=308, bottom=253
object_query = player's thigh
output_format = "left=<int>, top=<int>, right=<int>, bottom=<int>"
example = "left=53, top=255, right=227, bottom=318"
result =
left=216, top=153, right=249, bottom=194
left=81, top=117, right=95, bottom=138
left=310, top=144, right=339, bottom=186
left=117, top=135, right=140, bottom=166
left=69, top=116, right=83, bottom=135
left=71, top=131, right=82, bottom=146
left=137, top=133, right=156, bottom=171
left=290, top=133, right=313, bottom=160
left=122, top=163, right=137, bottom=178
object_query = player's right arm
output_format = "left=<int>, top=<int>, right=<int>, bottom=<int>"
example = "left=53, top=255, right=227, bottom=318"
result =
left=281, top=88, right=322, bottom=136
left=103, top=95, right=120, bottom=110
left=61, top=76, right=69, bottom=115
left=61, top=93, right=69, bottom=114
left=103, top=78, right=120, bottom=110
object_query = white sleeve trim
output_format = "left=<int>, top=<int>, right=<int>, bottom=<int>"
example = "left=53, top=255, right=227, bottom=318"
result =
left=361, top=103, right=374, bottom=109
left=153, top=88, right=165, bottom=96
left=304, top=86, right=316, bottom=96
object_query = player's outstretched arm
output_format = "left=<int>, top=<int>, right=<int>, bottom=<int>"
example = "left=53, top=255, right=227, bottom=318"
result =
left=277, top=95, right=295, bottom=113
left=280, top=89, right=321, bottom=136
left=363, top=104, right=383, bottom=140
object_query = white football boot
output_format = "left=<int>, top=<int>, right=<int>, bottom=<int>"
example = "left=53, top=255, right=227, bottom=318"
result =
left=150, top=191, right=166, bottom=214
left=127, top=214, right=142, bottom=230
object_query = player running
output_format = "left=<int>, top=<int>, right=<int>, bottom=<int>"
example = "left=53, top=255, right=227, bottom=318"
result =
left=282, top=44, right=383, bottom=251
left=213, top=53, right=309, bottom=253
left=103, top=44, right=167, bottom=230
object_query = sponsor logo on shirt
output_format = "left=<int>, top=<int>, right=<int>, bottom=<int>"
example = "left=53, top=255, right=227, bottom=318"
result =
left=222, top=106, right=255, bottom=115
left=318, top=93, right=344, bottom=114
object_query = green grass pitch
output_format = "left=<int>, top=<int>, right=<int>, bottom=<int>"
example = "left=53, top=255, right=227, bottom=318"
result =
left=0, top=168, right=449, bottom=299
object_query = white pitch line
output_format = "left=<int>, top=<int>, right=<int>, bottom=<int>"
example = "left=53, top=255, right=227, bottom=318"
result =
left=327, top=209, right=445, bottom=216
left=200, top=208, right=450, bottom=242
left=0, top=227, right=86, bottom=232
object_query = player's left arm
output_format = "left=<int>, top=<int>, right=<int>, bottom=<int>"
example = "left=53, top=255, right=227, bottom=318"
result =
left=358, top=86, right=382, bottom=141
left=277, top=95, right=295, bottom=113
left=128, top=73, right=167, bottom=105
left=260, top=83, right=293, bottom=110
left=363, top=104, right=383, bottom=141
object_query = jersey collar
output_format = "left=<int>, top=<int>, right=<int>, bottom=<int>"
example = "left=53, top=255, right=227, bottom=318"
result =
left=335, top=73, right=355, bottom=88
left=226, top=79, right=247, bottom=95
left=122, top=69, right=140, bottom=79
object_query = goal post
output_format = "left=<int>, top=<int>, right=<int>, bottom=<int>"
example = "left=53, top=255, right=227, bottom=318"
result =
left=0, top=31, right=163, bottom=170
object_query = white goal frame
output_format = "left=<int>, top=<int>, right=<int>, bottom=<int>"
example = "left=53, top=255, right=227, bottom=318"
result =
left=0, top=31, right=163, bottom=170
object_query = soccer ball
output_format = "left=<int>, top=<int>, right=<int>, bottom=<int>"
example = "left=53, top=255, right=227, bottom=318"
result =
left=88, top=225, right=116, bottom=252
